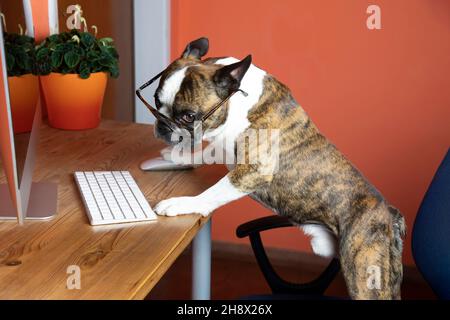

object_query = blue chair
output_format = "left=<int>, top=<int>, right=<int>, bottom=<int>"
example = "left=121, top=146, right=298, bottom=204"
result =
left=412, top=149, right=450, bottom=299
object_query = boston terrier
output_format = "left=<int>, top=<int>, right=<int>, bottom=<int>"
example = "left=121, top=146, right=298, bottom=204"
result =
left=152, top=38, right=405, bottom=300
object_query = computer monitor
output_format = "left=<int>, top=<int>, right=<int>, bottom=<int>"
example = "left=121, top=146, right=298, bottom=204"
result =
left=0, top=22, right=57, bottom=224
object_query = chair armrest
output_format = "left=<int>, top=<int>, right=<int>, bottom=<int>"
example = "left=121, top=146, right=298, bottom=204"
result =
left=236, top=215, right=340, bottom=296
left=236, top=215, right=294, bottom=238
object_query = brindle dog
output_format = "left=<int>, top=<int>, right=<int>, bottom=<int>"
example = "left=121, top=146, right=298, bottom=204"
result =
left=153, top=38, right=405, bottom=299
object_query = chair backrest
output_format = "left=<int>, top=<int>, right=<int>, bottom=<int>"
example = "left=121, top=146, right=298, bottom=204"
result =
left=412, top=149, right=450, bottom=299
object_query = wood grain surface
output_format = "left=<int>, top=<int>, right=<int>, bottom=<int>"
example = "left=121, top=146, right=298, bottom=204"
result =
left=0, top=120, right=223, bottom=299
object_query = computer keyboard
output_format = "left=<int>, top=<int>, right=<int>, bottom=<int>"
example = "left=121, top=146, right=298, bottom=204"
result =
left=74, top=171, right=157, bottom=226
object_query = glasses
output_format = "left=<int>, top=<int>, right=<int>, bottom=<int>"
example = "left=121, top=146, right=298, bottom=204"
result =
left=135, top=69, right=247, bottom=133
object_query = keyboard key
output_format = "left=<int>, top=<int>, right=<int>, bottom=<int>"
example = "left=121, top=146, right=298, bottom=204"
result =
left=121, top=171, right=154, bottom=218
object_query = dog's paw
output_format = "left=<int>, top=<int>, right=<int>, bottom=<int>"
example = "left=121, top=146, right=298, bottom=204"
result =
left=154, top=196, right=213, bottom=217
left=160, top=147, right=176, bottom=162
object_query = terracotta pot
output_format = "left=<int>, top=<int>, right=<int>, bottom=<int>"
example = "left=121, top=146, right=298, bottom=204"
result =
left=40, top=72, right=108, bottom=130
left=8, top=74, right=40, bottom=134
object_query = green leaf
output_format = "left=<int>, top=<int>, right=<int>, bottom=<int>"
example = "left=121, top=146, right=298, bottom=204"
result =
left=99, top=37, right=114, bottom=45
left=79, top=68, right=91, bottom=79
left=80, top=32, right=95, bottom=48
left=97, top=52, right=115, bottom=68
left=110, top=65, right=119, bottom=78
left=37, top=59, right=52, bottom=75
left=74, top=46, right=85, bottom=57
left=36, top=47, right=50, bottom=60
left=91, top=64, right=102, bottom=73
left=47, top=34, right=60, bottom=44
left=98, top=58, right=112, bottom=68
left=6, top=53, right=15, bottom=72
left=87, top=51, right=99, bottom=61
left=78, top=61, right=91, bottom=79
left=51, top=51, right=63, bottom=68
left=15, top=51, right=28, bottom=69
left=16, top=35, right=31, bottom=46
left=56, top=42, right=76, bottom=53
left=22, top=42, right=34, bottom=52
left=22, top=55, right=32, bottom=72
left=79, top=61, right=89, bottom=72
left=64, top=50, right=80, bottom=69
left=54, top=43, right=64, bottom=53
left=106, top=46, right=119, bottom=59
left=65, top=42, right=77, bottom=52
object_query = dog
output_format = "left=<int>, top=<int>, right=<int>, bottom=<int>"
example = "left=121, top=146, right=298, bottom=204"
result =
left=152, top=37, right=405, bottom=300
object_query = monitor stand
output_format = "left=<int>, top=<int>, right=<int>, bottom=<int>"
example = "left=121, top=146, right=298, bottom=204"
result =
left=0, top=182, right=58, bottom=220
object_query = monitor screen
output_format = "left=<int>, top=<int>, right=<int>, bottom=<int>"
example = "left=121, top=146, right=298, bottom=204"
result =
left=0, top=26, right=23, bottom=222
left=1, top=0, right=40, bottom=188
left=0, top=0, right=57, bottom=223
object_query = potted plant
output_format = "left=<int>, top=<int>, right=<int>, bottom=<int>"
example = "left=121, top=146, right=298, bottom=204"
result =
left=36, top=29, right=119, bottom=130
left=4, top=31, right=40, bottom=134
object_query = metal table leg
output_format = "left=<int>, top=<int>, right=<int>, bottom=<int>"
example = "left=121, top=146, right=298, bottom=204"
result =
left=192, top=219, right=212, bottom=300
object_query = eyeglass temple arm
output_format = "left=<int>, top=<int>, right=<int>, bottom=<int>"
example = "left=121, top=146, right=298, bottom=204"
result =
left=200, top=89, right=248, bottom=121
left=137, top=70, right=165, bottom=92
left=135, top=90, right=159, bottom=118
left=135, top=71, right=174, bottom=123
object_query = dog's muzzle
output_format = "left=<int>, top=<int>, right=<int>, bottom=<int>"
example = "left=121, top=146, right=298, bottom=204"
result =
left=155, top=119, right=200, bottom=149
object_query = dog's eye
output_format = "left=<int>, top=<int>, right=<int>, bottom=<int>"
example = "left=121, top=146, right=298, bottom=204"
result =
left=182, top=113, right=195, bottom=123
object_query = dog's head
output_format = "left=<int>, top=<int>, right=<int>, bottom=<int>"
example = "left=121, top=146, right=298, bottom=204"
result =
left=153, top=37, right=252, bottom=145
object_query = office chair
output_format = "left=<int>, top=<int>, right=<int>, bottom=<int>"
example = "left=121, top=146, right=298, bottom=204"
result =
left=412, top=149, right=450, bottom=300
left=237, top=149, right=450, bottom=300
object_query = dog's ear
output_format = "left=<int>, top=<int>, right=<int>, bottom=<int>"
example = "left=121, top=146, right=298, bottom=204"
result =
left=214, top=55, right=252, bottom=93
left=182, top=37, right=209, bottom=59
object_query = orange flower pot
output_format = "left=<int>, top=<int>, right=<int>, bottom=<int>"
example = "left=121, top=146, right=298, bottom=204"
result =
left=40, top=72, right=108, bottom=130
left=8, top=75, right=40, bottom=134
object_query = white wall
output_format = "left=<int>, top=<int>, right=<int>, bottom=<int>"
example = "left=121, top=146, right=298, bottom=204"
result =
left=133, top=0, right=171, bottom=124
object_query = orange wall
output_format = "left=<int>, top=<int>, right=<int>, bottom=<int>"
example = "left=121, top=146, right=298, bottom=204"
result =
left=171, top=0, right=450, bottom=266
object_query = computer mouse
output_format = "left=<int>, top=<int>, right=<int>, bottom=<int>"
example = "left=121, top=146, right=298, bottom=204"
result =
left=140, top=157, right=194, bottom=171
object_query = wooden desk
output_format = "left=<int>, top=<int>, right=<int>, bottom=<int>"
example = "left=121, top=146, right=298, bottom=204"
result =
left=0, top=120, right=223, bottom=299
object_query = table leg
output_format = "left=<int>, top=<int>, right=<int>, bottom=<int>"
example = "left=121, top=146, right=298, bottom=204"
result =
left=192, top=219, right=212, bottom=300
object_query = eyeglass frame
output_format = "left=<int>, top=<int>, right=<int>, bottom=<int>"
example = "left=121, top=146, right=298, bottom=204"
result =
left=135, top=69, right=248, bottom=133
